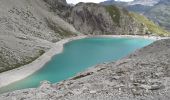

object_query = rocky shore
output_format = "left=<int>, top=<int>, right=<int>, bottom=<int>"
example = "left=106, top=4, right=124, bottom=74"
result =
left=1, top=38, right=170, bottom=100
left=0, top=35, right=86, bottom=88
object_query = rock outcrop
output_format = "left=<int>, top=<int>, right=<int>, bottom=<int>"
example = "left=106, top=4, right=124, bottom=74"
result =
left=1, top=39, right=170, bottom=100
left=66, top=3, right=147, bottom=35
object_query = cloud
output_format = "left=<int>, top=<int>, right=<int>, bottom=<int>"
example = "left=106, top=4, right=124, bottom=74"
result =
left=67, top=0, right=103, bottom=4
left=116, top=0, right=133, bottom=2
left=67, top=0, right=134, bottom=4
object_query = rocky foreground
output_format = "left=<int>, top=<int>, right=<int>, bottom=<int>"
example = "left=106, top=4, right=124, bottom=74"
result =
left=1, top=39, right=170, bottom=100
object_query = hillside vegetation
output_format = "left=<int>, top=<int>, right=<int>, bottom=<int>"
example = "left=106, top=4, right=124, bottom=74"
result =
left=130, top=12, right=170, bottom=36
left=105, top=5, right=121, bottom=26
left=145, top=1, right=170, bottom=31
left=101, top=0, right=170, bottom=32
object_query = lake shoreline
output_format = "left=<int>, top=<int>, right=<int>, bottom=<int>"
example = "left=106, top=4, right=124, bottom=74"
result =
left=0, top=35, right=87, bottom=89
left=0, top=35, right=169, bottom=89
left=89, top=35, right=169, bottom=40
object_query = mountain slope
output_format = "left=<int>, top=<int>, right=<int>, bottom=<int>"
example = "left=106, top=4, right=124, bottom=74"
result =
left=144, top=0, right=170, bottom=31
left=101, top=0, right=170, bottom=31
left=129, top=0, right=160, bottom=6
left=0, top=0, right=78, bottom=72
left=130, top=12, right=169, bottom=36
left=66, top=3, right=147, bottom=35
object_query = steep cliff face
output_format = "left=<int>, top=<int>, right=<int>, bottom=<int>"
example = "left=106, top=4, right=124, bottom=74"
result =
left=66, top=3, right=147, bottom=35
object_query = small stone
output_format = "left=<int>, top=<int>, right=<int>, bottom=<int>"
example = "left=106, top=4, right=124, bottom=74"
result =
left=149, top=84, right=165, bottom=90
left=89, top=90, right=97, bottom=94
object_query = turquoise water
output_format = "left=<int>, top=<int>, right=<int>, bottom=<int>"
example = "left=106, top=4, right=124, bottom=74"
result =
left=0, top=37, right=154, bottom=93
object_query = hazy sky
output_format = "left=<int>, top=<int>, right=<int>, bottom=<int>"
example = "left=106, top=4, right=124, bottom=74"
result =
left=67, top=0, right=134, bottom=4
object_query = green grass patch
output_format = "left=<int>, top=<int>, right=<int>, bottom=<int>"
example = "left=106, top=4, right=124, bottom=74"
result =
left=105, top=5, right=121, bottom=26
left=130, top=12, right=170, bottom=36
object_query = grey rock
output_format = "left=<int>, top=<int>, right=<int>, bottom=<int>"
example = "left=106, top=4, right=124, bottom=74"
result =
left=66, top=3, right=148, bottom=35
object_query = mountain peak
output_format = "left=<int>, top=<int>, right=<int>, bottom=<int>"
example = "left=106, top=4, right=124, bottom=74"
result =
left=128, top=0, right=161, bottom=6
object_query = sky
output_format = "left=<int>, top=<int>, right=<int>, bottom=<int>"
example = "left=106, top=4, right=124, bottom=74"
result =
left=67, top=0, right=134, bottom=4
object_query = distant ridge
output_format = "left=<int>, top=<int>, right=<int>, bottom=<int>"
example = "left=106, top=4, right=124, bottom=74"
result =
left=101, top=0, right=170, bottom=31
